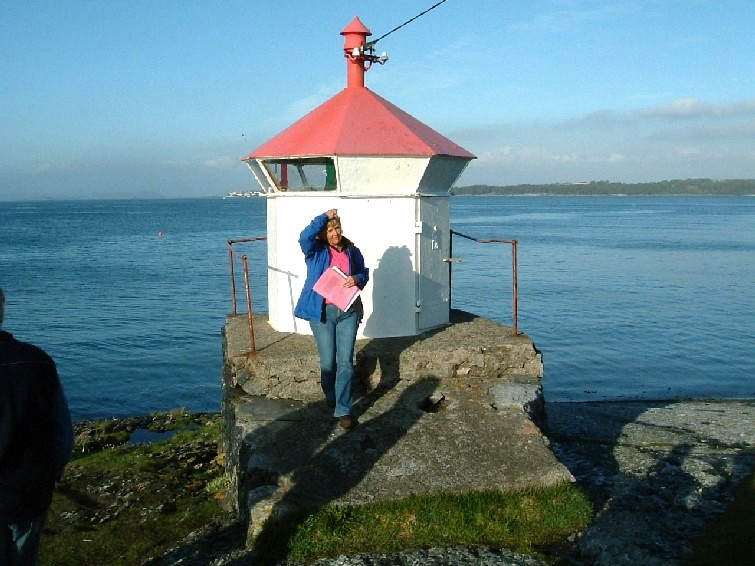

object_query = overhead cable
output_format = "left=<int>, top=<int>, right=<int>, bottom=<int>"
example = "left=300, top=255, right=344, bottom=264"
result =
left=366, top=0, right=450, bottom=48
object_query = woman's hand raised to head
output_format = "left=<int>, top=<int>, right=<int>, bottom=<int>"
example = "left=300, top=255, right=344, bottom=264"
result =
left=326, top=208, right=338, bottom=219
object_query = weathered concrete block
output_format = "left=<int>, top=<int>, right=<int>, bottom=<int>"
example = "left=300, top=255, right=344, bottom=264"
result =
left=221, top=310, right=565, bottom=549
left=246, top=485, right=302, bottom=544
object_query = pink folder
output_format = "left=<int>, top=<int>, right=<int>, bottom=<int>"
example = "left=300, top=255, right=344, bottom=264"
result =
left=313, top=266, right=360, bottom=311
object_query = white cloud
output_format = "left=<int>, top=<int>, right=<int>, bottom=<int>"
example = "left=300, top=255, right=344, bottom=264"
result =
left=674, top=146, right=702, bottom=156
left=607, top=152, right=626, bottom=163
left=508, top=2, right=635, bottom=33
left=455, top=95, right=755, bottom=184
left=203, top=156, right=235, bottom=168
left=479, top=145, right=625, bottom=166
left=643, top=97, right=755, bottom=118
left=282, top=81, right=343, bottom=123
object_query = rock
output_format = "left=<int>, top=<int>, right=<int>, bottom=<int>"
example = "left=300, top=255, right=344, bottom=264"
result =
left=489, top=382, right=544, bottom=421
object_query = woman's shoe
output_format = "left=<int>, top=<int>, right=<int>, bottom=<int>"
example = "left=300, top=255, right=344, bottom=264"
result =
left=338, top=415, right=355, bottom=429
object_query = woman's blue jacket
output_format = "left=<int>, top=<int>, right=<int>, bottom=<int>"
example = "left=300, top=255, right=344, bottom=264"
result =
left=293, top=213, right=369, bottom=323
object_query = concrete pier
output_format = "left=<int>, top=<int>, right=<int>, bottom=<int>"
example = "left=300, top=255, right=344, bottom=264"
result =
left=220, top=310, right=574, bottom=545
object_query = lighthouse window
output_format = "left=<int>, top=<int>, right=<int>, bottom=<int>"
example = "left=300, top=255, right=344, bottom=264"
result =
left=264, top=158, right=337, bottom=192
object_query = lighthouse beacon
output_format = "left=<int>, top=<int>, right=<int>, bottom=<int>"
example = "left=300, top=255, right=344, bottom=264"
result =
left=243, top=17, right=475, bottom=339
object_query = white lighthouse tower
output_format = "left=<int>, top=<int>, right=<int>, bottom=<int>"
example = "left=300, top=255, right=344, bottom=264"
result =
left=243, top=17, right=475, bottom=338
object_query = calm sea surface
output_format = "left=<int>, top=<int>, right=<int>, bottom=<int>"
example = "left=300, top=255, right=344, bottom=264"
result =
left=1, top=196, right=753, bottom=421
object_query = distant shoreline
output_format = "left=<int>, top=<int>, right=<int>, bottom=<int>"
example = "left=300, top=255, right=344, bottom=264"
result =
left=451, top=192, right=755, bottom=197
left=222, top=192, right=755, bottom=198
left=3, top=178, right=754, bottom=202
left=451, top=178, right=755, bottom=197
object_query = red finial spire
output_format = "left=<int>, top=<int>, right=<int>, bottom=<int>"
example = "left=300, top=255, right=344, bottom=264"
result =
left=341, top=17, right=372, bottom=88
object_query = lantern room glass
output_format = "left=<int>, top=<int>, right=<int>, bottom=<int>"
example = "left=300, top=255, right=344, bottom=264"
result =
left=263, top=158, right=337, bottom=192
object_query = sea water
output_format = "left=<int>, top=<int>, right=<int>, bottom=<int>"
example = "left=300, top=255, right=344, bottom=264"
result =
left=1, top=196, right=752, bottom=421
left=450, top=196, right=754, bottom=403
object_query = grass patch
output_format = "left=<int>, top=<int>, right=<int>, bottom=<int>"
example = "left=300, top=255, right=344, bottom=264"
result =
left=38, top=412, right=227, bottom=566
left=689, top=470, right=755, bottom=565
left=253, top=483, right=593, bottom=562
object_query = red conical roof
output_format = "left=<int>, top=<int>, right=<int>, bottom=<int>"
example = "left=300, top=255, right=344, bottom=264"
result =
left=246, top=87, right=475, bottom=160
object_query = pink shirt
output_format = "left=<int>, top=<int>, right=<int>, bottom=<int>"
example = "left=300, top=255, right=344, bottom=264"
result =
left=326, top=247, right=350, bottom=305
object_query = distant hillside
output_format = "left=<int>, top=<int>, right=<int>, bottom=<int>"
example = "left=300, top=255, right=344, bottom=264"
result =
left=451, top=179, right=755, bottom=196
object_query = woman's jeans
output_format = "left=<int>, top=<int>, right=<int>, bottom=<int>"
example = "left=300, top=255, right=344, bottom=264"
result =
left=310, top=304, right=359, bottom=417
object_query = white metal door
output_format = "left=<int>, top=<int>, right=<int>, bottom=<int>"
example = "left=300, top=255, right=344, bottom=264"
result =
left=416, top=197, right=451, bottom=331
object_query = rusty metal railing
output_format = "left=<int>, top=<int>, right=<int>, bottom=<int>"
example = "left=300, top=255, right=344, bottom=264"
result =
left=227, top=237, right=267, bottom=355
left=449, top=230, right=519, bottom=336
left=227, top=231, right=519, bottom=354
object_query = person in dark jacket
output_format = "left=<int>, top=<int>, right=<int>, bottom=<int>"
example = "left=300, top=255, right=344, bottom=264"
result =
left=0, top=288, right=74, bottom=565
left=294, top=210, right=369, bottom=429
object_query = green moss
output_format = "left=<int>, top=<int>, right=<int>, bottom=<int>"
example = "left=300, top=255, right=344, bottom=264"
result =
left=40, top=499, right=220, bottom=566
left=39, top=412, right=227, bottom=566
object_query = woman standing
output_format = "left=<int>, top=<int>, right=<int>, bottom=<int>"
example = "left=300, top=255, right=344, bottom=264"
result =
left=294, top=209, right=369, bottom=429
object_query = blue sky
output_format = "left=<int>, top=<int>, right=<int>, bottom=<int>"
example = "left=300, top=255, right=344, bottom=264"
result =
left=1, top=0, right=754, bottom=200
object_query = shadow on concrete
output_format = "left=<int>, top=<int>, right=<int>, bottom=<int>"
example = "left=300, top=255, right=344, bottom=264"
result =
left=544, top=400, right=755, bottom=563
left=354, top=334, right=418, bottom=408
left=247, top=379, right=439, bottom=558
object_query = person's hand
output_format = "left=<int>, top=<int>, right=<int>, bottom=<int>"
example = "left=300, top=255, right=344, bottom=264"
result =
left=343, top=276, right=357, bottom=288
left=326, top=208, right=338, bottom=219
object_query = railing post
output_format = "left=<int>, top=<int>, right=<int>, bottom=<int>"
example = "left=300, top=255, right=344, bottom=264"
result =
left=227, top=241, right=238, bottom=315
left=242, top=255, right=256, bottom=355
left=511, top=240, right=518, bottom=336
left=227, top=236, right=267, bottom=356
left=448, top=231, right=454, bottom=307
